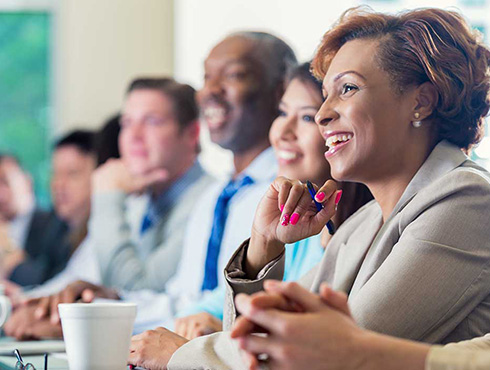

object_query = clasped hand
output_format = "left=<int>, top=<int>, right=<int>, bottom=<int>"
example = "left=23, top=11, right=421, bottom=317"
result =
left=231, top=281, right=363, bottom=370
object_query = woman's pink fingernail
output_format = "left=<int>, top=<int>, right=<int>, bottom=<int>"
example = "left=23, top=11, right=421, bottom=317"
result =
left=290, top=213, right=300, bottom=225
left=315, top=192, right=325, bottom=202
left=281, top=214, right=290, bottom=226
left=335, top=190, right=343, bottom=205
left=280, top=204, right=285, bottom=212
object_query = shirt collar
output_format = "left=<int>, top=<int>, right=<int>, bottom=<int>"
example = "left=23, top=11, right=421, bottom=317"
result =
left=235, top=146, right=278, bottom=183
left=148, top=161, right=204, bottom=219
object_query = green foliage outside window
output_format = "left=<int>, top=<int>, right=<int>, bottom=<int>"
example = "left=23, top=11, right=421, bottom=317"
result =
left=0, top=12, right=52, bottom=207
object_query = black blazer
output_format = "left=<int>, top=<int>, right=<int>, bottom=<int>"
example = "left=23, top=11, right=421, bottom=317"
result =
left=9, top=209, right=71, bottom=287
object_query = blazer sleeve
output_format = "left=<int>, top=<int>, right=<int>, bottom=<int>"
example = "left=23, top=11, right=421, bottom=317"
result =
left=349, top=170, right=490, bottom=343
left=427, top=335, right=490, bottom=370
left=89, top=191, right=181, bottom=292
left=168, top=332, right=247, bottom=370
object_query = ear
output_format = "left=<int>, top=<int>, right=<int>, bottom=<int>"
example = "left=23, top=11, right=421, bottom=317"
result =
left=413, top=82, right=438, bottom=120
left=183, top=120, right=200, bottom=149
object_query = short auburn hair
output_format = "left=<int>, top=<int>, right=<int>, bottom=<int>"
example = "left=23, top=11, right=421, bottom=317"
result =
left=311, top=7, right=490, bottom=150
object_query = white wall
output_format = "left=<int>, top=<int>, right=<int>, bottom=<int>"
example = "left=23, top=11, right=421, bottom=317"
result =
left=174, top=0, right=490, bottom=176
left=57, top=0, right=174, bottom=134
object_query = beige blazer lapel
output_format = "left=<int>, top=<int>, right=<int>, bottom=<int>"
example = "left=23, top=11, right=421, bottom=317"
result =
left=350, top=141, right=469, bottom=296
left=332, top=210, right=383, bottom=293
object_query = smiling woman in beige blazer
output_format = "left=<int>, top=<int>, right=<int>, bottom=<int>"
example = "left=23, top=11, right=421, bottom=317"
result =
left=128, top=7, right=490, bottom=370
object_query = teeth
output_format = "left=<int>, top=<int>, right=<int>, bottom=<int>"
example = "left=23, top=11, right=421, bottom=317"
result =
left=203, top=107, right=226, bottom=127
left=276, top=150, right=298, bottom=160
left=204, top=107, right=226, bottom=119
left=325, top=133, right=353, bottom=148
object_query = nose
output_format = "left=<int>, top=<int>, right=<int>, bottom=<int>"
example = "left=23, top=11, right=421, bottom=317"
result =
left=200, top=75, right=224, bottom=99
left=315, top=99, right=339, bottom=127
left=279, top=113, right=298, bottom=141
left=127, top=120, right=145, bottom=140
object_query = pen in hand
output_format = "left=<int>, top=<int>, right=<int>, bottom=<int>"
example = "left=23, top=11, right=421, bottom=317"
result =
left=306, top=180, right=336, bottom=235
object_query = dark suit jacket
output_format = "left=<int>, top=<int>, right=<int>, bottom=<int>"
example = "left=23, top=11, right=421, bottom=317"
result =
left=9, top=209, right=71, bottom=287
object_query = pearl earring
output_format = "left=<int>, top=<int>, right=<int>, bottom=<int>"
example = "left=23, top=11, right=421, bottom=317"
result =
left=412, top=112, right=422, bottom=128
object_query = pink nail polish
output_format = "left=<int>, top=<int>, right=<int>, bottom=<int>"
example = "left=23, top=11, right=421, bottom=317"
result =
left=280, top=204, right=285, bottom=212
left=290, top=213, right=300, bottom=225
left=335, top=190, right=343, bottom=205
left=281, top=214, right=290, bottom=226
left=315, top=192, right=325, bottom=202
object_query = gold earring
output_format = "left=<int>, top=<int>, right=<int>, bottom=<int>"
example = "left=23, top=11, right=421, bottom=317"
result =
left=412, top=112, right=422, bottom=128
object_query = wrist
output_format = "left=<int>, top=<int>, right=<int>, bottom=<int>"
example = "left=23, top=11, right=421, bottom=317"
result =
left=356, top=330, right=430, bottom=370
left=245, top=229, right=285, bottom=279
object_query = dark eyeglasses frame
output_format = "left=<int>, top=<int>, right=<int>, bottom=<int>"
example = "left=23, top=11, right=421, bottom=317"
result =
left=13, top=349, right=48, bottom=370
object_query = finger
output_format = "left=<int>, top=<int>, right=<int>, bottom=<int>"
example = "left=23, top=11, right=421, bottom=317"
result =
left=313, top=179, right=338, bottom=204
left=81, top=289, right=96, bottom=302
left=190, top=325, right=204, bottom=340
left=184, top=322, right=194, bottom=341
left=236, top=334, right=279, bottom=357
left=235, top=294, right=294, bottom=335
left=22, top=296, right=39, bottom=306
left=50, top=295, right=61, bottom=324
left=230, top=316, right=261, bottom=338
left=263, top=281, right=324, bottom=312
left=174, top=318, right=185, bottom=337
left=130, top=333, right=144, bottom=342
left=281, top=181, right=305, bottom=226
left=34, top=296, right=50, bottom=320
left=61, top=285, right=81, bottom=304
left=248, top=291, right=297, bottom=312
left=319, top=283, right=351, bottom=316
left=241, top=350, right=260, bottom=370
left=271, top=177, right=293, bottom=215
left=309, top=188, right=340, bottom=233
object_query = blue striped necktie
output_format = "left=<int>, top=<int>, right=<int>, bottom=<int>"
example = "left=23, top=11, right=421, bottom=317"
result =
left=201, top=175, right=254, bottom=291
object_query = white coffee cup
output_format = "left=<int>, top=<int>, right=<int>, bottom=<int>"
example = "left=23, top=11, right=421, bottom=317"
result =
left=0, top=285, right=12, bottom=328
left=59, top=302, right=137, bottom=370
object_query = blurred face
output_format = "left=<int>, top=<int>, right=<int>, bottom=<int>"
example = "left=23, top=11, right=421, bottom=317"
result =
left=120, top=89, right=195, bottom=177
left=0, top=161, right=16, bottom=221
left=315, top=39, right=417, bottom=183
left=198, top=36, right=274, bottom=152
left=269, top=78, right=330, bottom=185
left=51, top=146, right=95, bottom=224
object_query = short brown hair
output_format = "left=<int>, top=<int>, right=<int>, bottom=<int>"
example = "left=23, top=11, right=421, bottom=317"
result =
left=127, top=77, right=198, bottom=131
left=312, top=7, right=490, bottom=150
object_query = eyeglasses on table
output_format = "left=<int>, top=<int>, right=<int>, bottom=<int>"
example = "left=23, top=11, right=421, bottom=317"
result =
left=14, top=349, right=48, bottom=370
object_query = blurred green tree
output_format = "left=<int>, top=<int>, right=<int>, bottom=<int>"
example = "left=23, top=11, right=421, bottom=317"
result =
left=0, top=12, right=52, bottom=208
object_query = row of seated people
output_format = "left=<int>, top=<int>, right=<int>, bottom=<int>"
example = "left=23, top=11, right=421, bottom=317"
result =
left=0, top=122, right=120, bottom=290
left=2, top=6, right=490, bottom=370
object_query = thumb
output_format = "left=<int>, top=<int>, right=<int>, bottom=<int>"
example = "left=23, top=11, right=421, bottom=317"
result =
left=319, top=283, right=352, bottom=317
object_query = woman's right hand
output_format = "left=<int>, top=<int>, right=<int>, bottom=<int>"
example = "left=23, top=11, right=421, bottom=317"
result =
left=246, top=177, right=339, bottom=277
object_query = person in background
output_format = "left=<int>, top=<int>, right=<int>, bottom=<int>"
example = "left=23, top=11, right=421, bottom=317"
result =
left=26, top=32, right=298, bottom=335
left=4, top=77, right=213, bottom=339
left=23, top=116, right=121, bottom=298
left=172, top=62, right=373, bottom=340
left=0, top=130, right=97, bottom=287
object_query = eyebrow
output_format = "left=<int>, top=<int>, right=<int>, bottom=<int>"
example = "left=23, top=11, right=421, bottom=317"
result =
left=279, top=101, right=319, bottom=110
left=333, top=70, right=366, bottom=82
left=322, top=70, right=367, bottom=96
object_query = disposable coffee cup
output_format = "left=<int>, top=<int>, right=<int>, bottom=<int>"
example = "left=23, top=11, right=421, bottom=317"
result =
left=59, top=303, right=137, bottom=370
left=0, top=285, right=12, bottom=328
